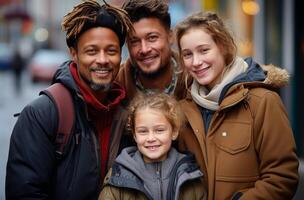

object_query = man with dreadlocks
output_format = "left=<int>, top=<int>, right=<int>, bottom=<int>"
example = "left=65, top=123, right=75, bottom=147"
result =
left=6, top=1, right=133, bottom=199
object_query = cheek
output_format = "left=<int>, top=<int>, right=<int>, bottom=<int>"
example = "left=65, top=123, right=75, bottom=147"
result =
left=134, top=135, right=144, bottom=145
left=107, top=55, right=121, bottom=75
left=183, top=59, right=193, bottom=71
left=128, top=46, right=139, bottom=57
left=78, top=54, right=94, bottom=68
left=112, top=57, right=121, bottom=70
left=163, top=138, right=173, bottom=150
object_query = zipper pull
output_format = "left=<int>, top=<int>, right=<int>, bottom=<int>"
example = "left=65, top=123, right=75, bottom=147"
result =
left=75, top=133, right=80, bottom=145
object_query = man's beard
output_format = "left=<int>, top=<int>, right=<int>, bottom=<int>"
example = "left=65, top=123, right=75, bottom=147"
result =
left=132, top=60, right=170, bottom=79
left=90, top=82, right=111, bottom=92
left=88, top=65, right=113, bottom=91
left=79, top=67, right=113, bottom=92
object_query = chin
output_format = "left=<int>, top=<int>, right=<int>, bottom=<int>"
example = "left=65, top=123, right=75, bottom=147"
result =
left=139, top=66, right=165, bottom=79
left=90, top=82, right=112, bottom=92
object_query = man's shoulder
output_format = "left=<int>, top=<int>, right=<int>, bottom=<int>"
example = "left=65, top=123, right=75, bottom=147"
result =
left=27, top=93, right=56, bottom=111
left=14, top=93, right=57, bottom=136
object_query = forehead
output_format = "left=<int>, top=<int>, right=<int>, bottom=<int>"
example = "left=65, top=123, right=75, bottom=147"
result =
left=77, top=27, right=120, bottom=48
left=180, top=28, right=214, bottom=49
left=132, top=17, right=169, bottom=37
left=135, top=107, right=166, bottom=118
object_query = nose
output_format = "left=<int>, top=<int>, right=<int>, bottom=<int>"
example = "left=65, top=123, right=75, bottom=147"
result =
left=192, top=54, right=202, bottom=67
left=146, top=131, right=156, bottom=142
left=139, top=40, right=151, bottom=54
left=96, top=51, right=109, bottom=65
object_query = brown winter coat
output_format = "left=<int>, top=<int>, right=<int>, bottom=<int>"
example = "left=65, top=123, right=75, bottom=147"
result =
left=178, top=63, right=299, bottom=200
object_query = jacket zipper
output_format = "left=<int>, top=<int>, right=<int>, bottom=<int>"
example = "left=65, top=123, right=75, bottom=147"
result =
left=156, top=163, right=163, bottom=200
left=91, top=128, right=102, bottom=190
left=167, top=156, right=195, bottom=200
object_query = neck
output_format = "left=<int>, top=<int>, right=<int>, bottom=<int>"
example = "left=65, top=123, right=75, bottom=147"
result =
left=92, top=90, right=107, bottom=102
left=138, top=64, right=173, bottom=90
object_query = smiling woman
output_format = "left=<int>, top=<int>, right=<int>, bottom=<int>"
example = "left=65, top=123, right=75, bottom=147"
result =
left=175, top=11, right=299, bottom=200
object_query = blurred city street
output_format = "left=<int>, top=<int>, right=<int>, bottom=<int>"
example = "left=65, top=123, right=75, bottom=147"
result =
left=0, top=70, right=48, bottom=198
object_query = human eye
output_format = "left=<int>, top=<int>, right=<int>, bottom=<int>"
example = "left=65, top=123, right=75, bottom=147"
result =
left=198, top=47, right=209, bottom=54
left=148, top=35, right=158, bottom=42
left=128, top=38, right=140, bottom=46
left=85, top=48, right=97, bottom=55
left=136, top=128, right=148, bottom=135
left=181, top=51, right=192, bottom=59
left=154, top=127, right=166, bottom=134
left=107, top=47, right=119, bottom=55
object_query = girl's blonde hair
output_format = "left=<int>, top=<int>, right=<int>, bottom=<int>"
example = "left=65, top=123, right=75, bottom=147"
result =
left=126, top=92, right=184, bottom=135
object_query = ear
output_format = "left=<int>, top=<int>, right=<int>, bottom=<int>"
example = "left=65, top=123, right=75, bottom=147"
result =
left=133, top=134, right=138, bottom=143
left=172, top=131, right=178, bottom=141
left=69, top=47, right=77, bottom=63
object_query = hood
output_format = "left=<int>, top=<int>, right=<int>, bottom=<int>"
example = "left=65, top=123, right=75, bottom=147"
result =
left=115, top=147, right=185, bottom=181
left=219, top=57, right=289, bottom=103
left=52, top=60, right=79, bottom=94
left=260, top=63, right=289, bottom=88
left=114, top=147, right=201, bottom=200
left=243, top=57, right=289, bottom=88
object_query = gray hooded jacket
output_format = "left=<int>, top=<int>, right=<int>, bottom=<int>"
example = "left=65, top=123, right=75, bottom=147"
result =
left=101, top=146, right=205, bottom=200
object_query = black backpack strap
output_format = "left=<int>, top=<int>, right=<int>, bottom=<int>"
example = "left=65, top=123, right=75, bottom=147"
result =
left=40, top=83, right=75, bottom=159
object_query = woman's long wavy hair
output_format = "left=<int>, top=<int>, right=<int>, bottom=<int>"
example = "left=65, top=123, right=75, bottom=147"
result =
left=175, top=11, right=237, bottom=89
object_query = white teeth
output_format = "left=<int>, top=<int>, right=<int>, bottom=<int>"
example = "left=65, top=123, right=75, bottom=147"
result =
left=93, top=68, right=111, bottom=73
left=146, top=146, right=159, bottom=150
left=97, top=68, right=109, bottom=71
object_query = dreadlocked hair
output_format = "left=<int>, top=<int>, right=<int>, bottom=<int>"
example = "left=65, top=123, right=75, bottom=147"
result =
left=62, top=0, right=134, bottom=48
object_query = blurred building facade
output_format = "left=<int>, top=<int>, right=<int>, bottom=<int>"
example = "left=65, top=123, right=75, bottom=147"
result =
left=0, top=0, right=303, bottom=156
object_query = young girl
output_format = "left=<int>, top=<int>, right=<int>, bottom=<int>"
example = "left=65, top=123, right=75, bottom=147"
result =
left=99, top=93, right=206, bottom=200
left=175, top=12, right=299, bottom=200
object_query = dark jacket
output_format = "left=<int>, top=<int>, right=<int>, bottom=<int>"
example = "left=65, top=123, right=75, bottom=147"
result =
left=6, top=61, right=129, bottom=200
left=99, top=147, right=207, bottom=200
left=178, top=58, right=299, bottom=200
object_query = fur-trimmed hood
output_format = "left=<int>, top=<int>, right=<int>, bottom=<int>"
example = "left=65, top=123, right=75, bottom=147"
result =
left=242, top=57, right=290, bottom=89
left=261, top=64, right=289, bottom=88
left=218, top=58, right=289, bottom=103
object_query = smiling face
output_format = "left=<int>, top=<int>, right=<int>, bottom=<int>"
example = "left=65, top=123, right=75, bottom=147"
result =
left=179, top=28, right=226, bottom=89
left=127, top=18, right=172, bottom=77
left=133, top=108, right=177, bottom=163
left=70, top=27, right=121, bottom=91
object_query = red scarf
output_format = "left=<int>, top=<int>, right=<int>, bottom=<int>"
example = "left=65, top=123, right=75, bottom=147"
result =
left=70, top=63, right=125, bottom=180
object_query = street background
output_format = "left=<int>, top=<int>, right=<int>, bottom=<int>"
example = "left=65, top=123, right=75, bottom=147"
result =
left=1, top=0, right=304, bottom=199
